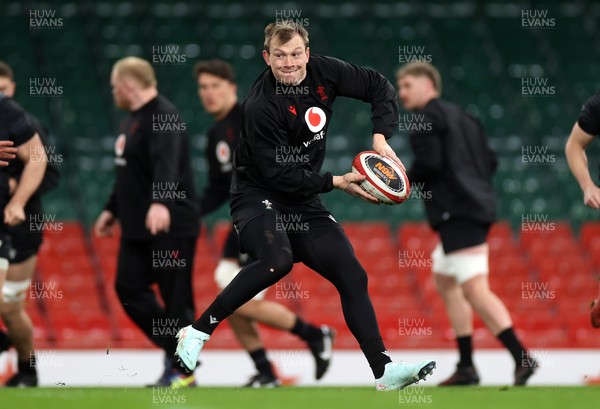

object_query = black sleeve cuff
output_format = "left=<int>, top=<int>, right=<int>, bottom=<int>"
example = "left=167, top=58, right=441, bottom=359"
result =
left=321, top=172, right=334, bottom=193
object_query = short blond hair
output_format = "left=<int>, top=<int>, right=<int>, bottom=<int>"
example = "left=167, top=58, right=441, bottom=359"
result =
left=264, top=20, right=309, bottom=53
left=396, top=61, right=442, bottom=94
left=113, top=56, right=157, bottom=89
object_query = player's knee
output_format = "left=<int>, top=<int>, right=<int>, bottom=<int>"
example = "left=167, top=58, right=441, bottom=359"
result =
left=433, top=275, right=455, bottom=297
left=264, top=251, right=293, bottom=277
left=0, top=300, right=22, bottom=321
left=461, top=281, right=489, bottom=307
left=214, top=259, right=242, bottom=290
left=338, top=263, right=369, bottom=295
left=2, top=279, right=30, bottom=308
left=355, top=268, right=369, bottom=290
left=235, top=301, right=258, bottom=318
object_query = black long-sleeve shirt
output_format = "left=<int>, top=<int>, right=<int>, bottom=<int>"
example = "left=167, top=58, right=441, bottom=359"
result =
left=231, top=54, right=398, bottom=203
left=199, top=103, right=241, bottom=217
left=407, top=98, right=497, bottom=228
left=0, top=95, right=37, bottom=209
left=104, top=95, right=199, bottom=239
left=577, top=91, right=600, bottom=180
left=578, top=91, right=600, bottom=136
left=7, top=113, right=60, bottom=196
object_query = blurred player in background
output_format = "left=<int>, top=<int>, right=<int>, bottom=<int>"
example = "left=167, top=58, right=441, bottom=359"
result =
left=0, top=95, right=18, bottom=300
left=195, top=59, right=334, bottom=387
left=0, top=131, right=17, bottom=312
left=94, top=57, right=199, bottom=388
left=591, top=289, right=600, bottom=329
left=177, top=21, right=435, bottom=391
left=397, top=61, right=537, bottom=386
left=564, top=90, right=600, bottom=327
left=0, top=61, right=58, bottom=387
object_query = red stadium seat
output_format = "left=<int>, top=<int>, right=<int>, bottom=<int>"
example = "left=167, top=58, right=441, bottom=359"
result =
left=568, top=316, right=600, bottom=348
left=525, top=235, right=580, bottom=256
left=397, top=222, right=437, bottom=250
left=535, top=255, right=594, bottom=277
left=488, top=221, right=514, bottom=241
left=49, top=309, right=112, bottom=348
left=519, top=221, right=574, bottom=249
left=580, top=222, right=600, bottom=250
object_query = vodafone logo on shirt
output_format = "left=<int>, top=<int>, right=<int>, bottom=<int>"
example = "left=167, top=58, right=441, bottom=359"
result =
left=216, top=140, right=231, bottom=164
left=115, top=133, right=126, bottom=157
left=304, top=107, right=327, bottom=133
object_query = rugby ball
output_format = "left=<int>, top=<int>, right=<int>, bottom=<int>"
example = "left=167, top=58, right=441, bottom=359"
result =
left=351, top=151, right=410, bottom=205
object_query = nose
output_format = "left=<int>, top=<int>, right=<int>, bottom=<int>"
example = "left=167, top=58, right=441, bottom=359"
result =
left=283, top=55, right=294, bottom=66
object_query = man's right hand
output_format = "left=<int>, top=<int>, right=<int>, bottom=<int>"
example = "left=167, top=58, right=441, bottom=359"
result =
left=333, top=173, right=379, bottom=204
left=0, top=140, right=17, bottom=167
left=95, top=210, right=117, bottom=237
left=583, top=184, right=600, bottom=209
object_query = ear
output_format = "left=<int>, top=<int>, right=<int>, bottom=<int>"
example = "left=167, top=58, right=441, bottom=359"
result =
left=262, top=50, right=271, bottom=66
left=306, top=47, right=310, bottom=61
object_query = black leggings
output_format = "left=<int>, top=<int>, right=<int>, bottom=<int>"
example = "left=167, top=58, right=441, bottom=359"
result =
left=115, top=237, right=196, bottom=356
left=201, top=212, right=383, bottom=346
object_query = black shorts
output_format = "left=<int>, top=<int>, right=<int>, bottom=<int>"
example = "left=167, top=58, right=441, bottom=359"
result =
left=230, top=191, right=342, bottom=258
left=7, top=196, right=43, bottom=263
left=437, top=219, right=490, bottom=253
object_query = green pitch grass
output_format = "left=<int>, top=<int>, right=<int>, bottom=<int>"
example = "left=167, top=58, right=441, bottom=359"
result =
left=1, top=386, right=599, bottom=409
